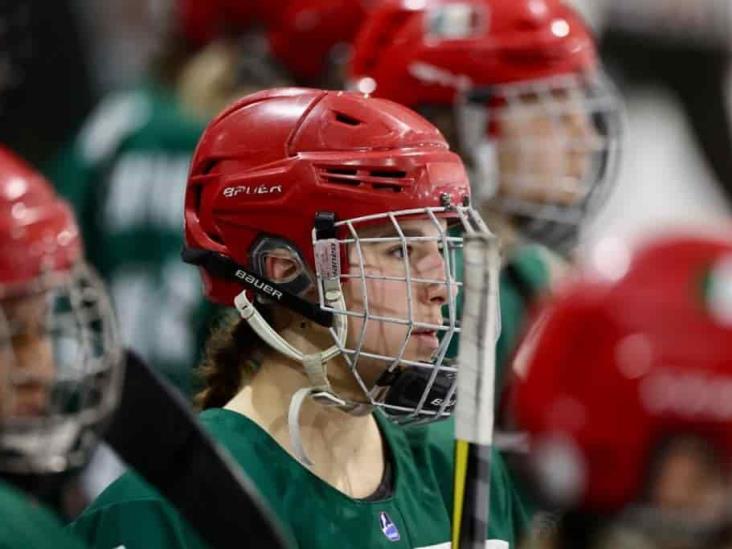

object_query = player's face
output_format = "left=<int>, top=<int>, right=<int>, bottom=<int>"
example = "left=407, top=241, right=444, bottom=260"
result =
left=342, top=218, right=452, bottom=388
left=648, top=437, right=729, bottom=528
left=495, top=87, right=600, bottom=207
left=584, top=437, right=732, bottom=549
left=0, top=293, right=55, bottom=418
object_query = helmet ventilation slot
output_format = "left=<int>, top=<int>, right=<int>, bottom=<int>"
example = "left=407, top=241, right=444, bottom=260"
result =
left=334, top=112, right=363, bottom=126
left=318, top=166, right=411, bottom=192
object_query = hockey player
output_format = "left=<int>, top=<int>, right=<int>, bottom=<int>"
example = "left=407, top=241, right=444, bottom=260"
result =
left=515, top=232, right=732, bottom=548
left=0, top=146, right=122, bottom=545
left=349, top=0, right=622, bottom=411
left=69, top=88, right=530, bottom=548
left=180, top=0, right=374, bottom=92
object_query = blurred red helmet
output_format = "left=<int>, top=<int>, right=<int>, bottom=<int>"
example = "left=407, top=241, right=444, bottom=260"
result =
left=0, top=146, right=81, bottom=293
left=184, top=87, right=471, bottom=307
left=177, top=0, right=260, bottom=47
left=350, top=0, right=620, bottom=254
left=350, top=0, right=596, bottom=106
left=515, top=233, right=732, bottom=513
left=266, top=0, right=374, bottom=83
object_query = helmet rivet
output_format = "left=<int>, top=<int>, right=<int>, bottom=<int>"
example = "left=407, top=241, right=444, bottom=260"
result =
left=440, top=193, right=451, bottom=208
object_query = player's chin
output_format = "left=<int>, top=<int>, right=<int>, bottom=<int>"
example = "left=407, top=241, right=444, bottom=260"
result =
left=402, top=341, right=440, bottom=365
left=10, top=389, right=50, bottom=418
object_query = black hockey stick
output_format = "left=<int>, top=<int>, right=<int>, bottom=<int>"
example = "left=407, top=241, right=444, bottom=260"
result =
left=103, top=350, right=292, bottom=549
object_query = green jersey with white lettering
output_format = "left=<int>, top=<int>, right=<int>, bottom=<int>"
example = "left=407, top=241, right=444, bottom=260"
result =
left=70, top=408, right=530, bottom=549
left=48, top=82, right=218, bottom=395
left=0, top=480, right=87, bottom=549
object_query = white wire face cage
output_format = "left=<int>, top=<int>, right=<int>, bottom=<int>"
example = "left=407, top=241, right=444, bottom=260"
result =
left=313, top=205, right=489, bottom=424
left=457, top=71, right=623, bottom=254
left=0, top=263, right=123, bottom=474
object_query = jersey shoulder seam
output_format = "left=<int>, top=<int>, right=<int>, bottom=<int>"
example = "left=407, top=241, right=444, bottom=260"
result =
left=80, top=494, right=171, bottom=519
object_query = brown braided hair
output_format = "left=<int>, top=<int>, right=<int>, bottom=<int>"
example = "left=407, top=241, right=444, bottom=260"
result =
left=194, top=306, right=273, bottom=410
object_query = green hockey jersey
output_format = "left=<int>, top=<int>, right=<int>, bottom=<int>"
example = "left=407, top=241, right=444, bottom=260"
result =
left=0, top=480, right=87, bottom=549
left=496, top=244, right=554, bottom=394
left=70, top=408, right=530, bottom=548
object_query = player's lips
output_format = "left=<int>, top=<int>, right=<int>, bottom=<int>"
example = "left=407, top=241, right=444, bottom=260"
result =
left=11, top=392, right=48, bottom=417
left=8, top=378, right=52, bottom=418
left=411, top=329, right=439, bottom=350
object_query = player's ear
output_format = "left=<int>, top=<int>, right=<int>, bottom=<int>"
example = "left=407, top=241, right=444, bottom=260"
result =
left=263, top=249, right=302, bottom=284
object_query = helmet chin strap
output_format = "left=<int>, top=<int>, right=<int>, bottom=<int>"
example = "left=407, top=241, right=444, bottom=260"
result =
left=233, top=288, right=355, bottom=467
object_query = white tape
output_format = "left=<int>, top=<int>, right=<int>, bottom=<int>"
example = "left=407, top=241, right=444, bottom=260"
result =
left=454, top=233, right=500, bottom=446
left=314, top=239, right=341, bottom=280
left=416, top=540, right=509, bottom=549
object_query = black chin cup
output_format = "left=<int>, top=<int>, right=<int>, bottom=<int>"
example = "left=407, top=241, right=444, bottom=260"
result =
left=379, top=366, right=456, bottom=419
left=511, top=213, right=578, bottom=257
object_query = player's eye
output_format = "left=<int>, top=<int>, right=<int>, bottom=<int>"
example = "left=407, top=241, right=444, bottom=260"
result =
left=387, top=244, right=413, bottom=260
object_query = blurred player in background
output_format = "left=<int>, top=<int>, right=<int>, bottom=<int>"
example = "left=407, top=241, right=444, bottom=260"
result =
left=69, top=87, right=530, bottom=548
left=47, top=0, right=290, bottom=400
left=179, top=0, right=380, bottom=93
left=349, top=0, right=622, bottom=421
left=46, top=0, right=291, bottom=501
left=515, top=232, right=732, bottom=548
left=570, top=0, right=732, bottom=248
left=0, top=146, right=123, bottom=544
left=262, top=0, right=377, bottom=88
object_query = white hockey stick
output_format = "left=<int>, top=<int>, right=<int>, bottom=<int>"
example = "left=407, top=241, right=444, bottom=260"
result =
left=451, top=231, right=500, bottom=549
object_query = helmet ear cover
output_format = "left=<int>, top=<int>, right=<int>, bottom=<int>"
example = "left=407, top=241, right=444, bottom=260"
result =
left=183, top=210, right=340, bottom=326
left=182, top=247, right=333, bottom=327
left=248, top=211, right=339, bottom=303
left=250, top=235, right=315, bottom=300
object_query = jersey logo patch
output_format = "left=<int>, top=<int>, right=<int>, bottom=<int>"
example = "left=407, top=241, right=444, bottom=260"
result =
left=379, top=511, right=400, bottom=542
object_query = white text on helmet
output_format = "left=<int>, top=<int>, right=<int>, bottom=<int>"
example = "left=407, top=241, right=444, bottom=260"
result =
left=234, top=270, right=284, bottom=300
left=223, top=185, right=283, bottom=198
left=640, top=370, right=732, bottom=421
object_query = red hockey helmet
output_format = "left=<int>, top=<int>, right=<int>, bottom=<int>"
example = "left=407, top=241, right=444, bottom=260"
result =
left=515, top=233, right=732, bottom=513
left=266, top=0, right=373, bottom=83
left=184, top=87, right=472, bottom=307
left=350, top=0, right=622, bottom=253
left=177, top=0, right=260, bottom=47
left=0, top=147, right=81, bottom=292
left=0, top=146, right=122, bottom=474
left=351, top=0, right=595, bottom=106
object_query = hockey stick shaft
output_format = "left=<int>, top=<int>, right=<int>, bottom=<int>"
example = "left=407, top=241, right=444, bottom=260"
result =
left=104, top=350, right=292, bottom=549
left=452, top=232, right=500, bottom=549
